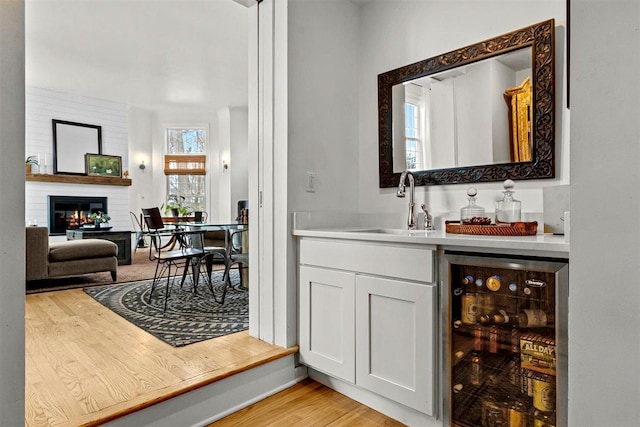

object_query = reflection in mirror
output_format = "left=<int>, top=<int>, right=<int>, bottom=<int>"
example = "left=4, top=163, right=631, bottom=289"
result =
left=53, top=119, right=102, bottom=175
left=379, top=19, right=555, bottom=188
left=392, top=48, right=532, bottom=173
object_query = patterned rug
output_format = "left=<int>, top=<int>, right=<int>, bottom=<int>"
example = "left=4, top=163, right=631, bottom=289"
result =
left=84, top=270, right=248, bottom=347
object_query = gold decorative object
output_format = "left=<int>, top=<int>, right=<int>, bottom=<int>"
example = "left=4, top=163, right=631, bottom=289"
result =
left=505, top=76, right=533, bottom=162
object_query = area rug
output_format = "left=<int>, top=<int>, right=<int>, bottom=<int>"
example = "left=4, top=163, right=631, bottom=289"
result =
left=84, top=270, right=248, bottom=347
left=26, top=250, right=226, bottom=294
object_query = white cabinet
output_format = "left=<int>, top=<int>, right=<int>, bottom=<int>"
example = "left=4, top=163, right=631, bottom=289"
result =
left=355, top=274, right=435, bottom=415
left=298, top=238, right=437, bottom=416
left=299, top=265, right=355, bottom=383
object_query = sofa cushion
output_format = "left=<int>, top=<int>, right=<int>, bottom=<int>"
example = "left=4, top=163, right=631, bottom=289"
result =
left=49, top=239, right=118, bottom=262
left=48, top=257, right=118, bottom=279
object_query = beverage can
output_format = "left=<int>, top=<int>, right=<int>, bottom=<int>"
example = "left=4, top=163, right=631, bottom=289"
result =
left=489, top=326, right=499, bottom=353
left=532, top=373, right=556, bottom=412
left=521, top=368, right=533, bottom=397
left=473, top=326, right=484, bottom=351
left=470, top=353, right=482, bottom=385
left=481, top=398, right=506, bottom=427
left=461, top=293, right=478, bottom=324
left=508, top=401, right=527, bottom=427
left=533, top=411, right=556, bottom=427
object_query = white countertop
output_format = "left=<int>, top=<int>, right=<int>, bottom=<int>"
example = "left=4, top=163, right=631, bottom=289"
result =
left=293, top=227, right=569, bottom=258
left=292, top=211, right=569, bottom=258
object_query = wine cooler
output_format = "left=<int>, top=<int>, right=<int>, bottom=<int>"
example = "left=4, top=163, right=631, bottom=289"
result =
left=442, top=252, right=568, bottom=427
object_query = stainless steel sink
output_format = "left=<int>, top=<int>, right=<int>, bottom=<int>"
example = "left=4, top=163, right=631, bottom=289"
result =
left=347, top=228, right=434, bottom=235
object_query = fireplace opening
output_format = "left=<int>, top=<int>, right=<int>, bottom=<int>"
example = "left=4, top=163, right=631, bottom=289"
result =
left=48, top=196, right=108, bottom=235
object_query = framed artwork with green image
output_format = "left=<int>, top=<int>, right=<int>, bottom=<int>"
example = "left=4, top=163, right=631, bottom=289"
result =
left=85, top=154, right=122, bottom=178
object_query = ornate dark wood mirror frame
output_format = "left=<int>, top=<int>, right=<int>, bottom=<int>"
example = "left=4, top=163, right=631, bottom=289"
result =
left=378, top=19, right=555, bottom=188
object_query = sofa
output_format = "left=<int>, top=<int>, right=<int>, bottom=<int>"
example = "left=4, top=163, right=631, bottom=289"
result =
left=26, top=227, right=118, bottom=282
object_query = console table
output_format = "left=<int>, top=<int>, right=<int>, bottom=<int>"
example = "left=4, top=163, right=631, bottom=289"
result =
left=66, top=229, right=132, bottom=265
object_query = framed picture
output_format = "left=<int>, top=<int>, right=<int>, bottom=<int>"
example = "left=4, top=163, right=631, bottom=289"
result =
left=85, top=154, right=122, bottom=178
left=53, top=120, right=102, bottom=175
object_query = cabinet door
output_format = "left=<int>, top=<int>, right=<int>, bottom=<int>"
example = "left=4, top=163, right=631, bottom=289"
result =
left=299, top=266, right=355, bottom=383
left=355, top=275, right=436, bottom=416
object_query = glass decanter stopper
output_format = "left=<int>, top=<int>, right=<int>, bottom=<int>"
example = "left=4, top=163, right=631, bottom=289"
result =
left=495, top=179, right=521, bottom=223
left=461, top=187, right=486, bottom=224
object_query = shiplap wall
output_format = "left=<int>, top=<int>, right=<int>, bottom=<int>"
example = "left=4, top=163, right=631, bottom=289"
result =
left=25, top=87, right=130, bottom=231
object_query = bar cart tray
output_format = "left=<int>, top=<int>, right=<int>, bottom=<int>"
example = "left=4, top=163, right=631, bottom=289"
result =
left=445, top=220, right=537, bottom=236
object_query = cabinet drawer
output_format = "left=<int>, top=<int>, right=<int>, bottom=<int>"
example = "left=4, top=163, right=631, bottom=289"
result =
left=300, top=239, right=434, bottom=283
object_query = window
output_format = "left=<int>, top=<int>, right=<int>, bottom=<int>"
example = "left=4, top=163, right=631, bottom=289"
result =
left=164, top=128, right=207, bottom=212
left=405, top=102, right=423, bottom=170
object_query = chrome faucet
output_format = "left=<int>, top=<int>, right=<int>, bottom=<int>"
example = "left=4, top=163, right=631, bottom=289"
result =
left=421, top=204, right=434, bottom=231
left=397, top=170, right=416, bottom=230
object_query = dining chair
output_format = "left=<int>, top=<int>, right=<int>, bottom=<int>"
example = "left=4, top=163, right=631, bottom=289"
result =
left=148, top=228, right=206, bottom=311
left=142, top=207, right=180, bottom=255
left=194, top=211, right=208, bottom=223
left=218, top=227, right=249, bottom=304
left=142, top=207, right=165, bottom=231
left=200, top=242, right=229, bottom=303
left=130, top=211, right=147, bottom=251
left=236, top=200, right=248, bottom=222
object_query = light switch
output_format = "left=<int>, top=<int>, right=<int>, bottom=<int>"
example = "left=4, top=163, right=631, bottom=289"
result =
left=306, top=172, right=316, bottom=193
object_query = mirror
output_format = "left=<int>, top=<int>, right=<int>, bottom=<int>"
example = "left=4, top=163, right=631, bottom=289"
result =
left=378, top=19, right=555, bottom=187
left=53, top=119, right=102, bottom=175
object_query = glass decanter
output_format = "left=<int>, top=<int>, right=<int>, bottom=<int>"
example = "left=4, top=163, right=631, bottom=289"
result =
left=495, top=179, right=521, bottom=223
left=460, top=187, right=486, bottom=224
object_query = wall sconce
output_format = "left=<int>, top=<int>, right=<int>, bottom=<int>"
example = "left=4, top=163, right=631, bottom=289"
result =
left=222, top=159, right=229, bottom=171
left=139, top=160, right=146, bottom=171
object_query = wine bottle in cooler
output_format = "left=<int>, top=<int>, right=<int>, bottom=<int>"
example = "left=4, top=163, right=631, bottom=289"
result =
left=479, top=309, right=554, bottom=328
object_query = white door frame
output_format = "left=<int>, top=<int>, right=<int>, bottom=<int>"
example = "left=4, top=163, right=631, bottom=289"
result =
left=249, top=0, right=294, bottom=348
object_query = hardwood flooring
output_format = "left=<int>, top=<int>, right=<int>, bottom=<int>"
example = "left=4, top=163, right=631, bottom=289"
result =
left=25, top=288, right=296, bottom=427
left=209, top=378, right=405, bottom=426
left=26, top=287, right=405, bottom=427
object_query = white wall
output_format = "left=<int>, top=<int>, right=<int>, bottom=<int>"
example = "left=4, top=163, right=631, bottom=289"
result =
left=455, top=62, right=493, bottom=167
left=490, top=60, right=513, bottom=164
left=287, top=0, right=360, bottom=214
left=0, top=1, right=25, bottom=424
left=357, top=1, right=568, bottom=217
left=216, top=106, right=249, bottom=223
left=230, top=106, right=249, bottom=218
left=284, top=0, right=359, bottom=345
left=570, top=1, right=640, bottom=425
left=25, top=87, right=130, bottom=230
left=128, top=107, right=154, bottom=220
left=217, top=108, right=232, bottom=222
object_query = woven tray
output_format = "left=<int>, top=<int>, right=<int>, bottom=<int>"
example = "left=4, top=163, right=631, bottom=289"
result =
left=445, top=220, right=537, bottom=236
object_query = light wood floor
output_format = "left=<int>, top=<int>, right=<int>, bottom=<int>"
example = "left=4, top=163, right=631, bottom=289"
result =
left=25, top=288, right=296, bottom=427
left=209, top=378, right=405, bottom=426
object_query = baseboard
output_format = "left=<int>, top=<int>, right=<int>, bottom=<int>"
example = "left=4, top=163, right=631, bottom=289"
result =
left=202, top=363, right=309, bottom=424
left=308, top=368, right=441, bottom=427
left=105, top=355, right=302, bottom=427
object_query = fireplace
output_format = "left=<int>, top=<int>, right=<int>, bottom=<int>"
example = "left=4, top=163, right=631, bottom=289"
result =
left=48, top=196, right=108, bottom=235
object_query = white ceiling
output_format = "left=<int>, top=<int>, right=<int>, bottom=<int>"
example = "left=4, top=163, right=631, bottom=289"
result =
left=26, top=0, right=249, bottom=113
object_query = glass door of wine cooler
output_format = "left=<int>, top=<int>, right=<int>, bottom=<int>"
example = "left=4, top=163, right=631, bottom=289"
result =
left=442, top=252, right=568, bottom=427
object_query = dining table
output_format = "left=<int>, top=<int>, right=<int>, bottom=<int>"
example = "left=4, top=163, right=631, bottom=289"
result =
left=169, top=222, right=248, bottom=292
